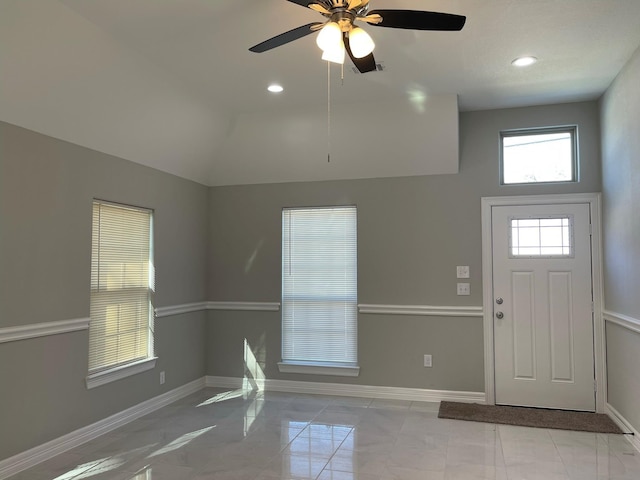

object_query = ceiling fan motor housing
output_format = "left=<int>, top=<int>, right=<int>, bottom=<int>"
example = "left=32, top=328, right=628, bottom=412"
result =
left=331, top=11, right=357, bottom=31
left=325, top=0, right=370, bottom=13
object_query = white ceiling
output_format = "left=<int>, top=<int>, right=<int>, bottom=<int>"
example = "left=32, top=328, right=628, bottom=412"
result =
left=1, top=0, right=640, bottom=186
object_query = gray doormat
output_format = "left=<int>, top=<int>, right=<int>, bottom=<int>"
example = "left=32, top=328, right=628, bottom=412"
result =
left=438, top=401, right=623, bottom=434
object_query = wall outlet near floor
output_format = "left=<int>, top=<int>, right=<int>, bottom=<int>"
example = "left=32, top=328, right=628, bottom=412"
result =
left=160, top=371, right=165, bottom=385
left=424, top=354, right=433, bottom=367
left=457, top=282, right=471, bottom=295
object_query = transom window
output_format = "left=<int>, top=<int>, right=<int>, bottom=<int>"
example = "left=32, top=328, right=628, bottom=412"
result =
left=501, top=126, right=577, bottom=184
left=509, top=215, right=574, bottom=258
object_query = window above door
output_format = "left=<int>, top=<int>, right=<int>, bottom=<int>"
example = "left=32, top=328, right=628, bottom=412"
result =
left=500, top=126, right=578, bottom=185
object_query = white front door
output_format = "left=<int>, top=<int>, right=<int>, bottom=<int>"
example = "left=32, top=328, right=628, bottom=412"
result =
left=492, top=203, right=595, bottom=411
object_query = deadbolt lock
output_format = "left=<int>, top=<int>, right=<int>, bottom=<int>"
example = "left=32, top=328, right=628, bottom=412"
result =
left=495, top=311, right=504, bottom=319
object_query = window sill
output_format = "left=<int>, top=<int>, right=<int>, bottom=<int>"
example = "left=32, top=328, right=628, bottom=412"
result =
left=86, top=357, right=157, bottom=389
left=277, top=361, right=360, bottom=377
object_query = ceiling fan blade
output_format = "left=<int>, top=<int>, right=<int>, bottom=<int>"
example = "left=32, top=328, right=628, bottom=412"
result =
left=286, top=0, right=314, bottom=7
left=347, top=0, right=367, bottom=9
left=249, top=22, right=324, bottom=53
left=309, top=3, right=331, bottom=15
left=344, top=33, right=377, bottom=73
left=360, top=14, right=383, bottom=25
left=367, top=10, right=466, bottom=31
left=286, top=0, right=329, bottom=9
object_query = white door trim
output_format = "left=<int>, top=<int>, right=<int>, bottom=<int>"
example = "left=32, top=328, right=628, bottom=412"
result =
left=481, top=193, right=605, bottom=412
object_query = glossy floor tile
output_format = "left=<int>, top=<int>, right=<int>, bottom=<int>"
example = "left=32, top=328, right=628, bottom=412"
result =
left=8, top=388, right=640, bottom=480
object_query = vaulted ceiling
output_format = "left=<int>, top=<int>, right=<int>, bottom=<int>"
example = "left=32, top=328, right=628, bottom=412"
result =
left=2, top=0, right=640, bottom=185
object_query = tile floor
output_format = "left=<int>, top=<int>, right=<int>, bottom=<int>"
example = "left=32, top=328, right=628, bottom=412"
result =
left=8, top=388, right=640, bottom=480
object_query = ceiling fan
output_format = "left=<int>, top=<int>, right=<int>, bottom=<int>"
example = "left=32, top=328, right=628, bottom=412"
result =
left=249, top=0, right=466, bottom=73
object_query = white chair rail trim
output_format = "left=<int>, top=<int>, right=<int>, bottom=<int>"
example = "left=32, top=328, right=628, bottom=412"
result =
left=358, top=304, right=483, bottom=317
left=603, top=310, right=640, bottom=335
left=207, top=301, right=281, bottom=312
left=156, top=302, right=485, bottom=318
left=155, top=301, right=281, bottom=317
left=0, top=318, right=90, bottom=344
left=155, top=302, right=209, bottom=317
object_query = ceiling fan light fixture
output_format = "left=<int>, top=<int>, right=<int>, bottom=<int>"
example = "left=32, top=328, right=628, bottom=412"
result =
left=321, top=42, right=346, bottom=64
left=512, top=56, right=538, bottom=67
left=349, top=27, right=375, bottom=58
left=316, top=21, right=342, bottom=52
left=249, top=3, right=467, bottom=73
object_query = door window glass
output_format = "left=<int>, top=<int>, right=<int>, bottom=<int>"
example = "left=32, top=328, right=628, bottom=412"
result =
left=509, top=216, right=573, bottom=258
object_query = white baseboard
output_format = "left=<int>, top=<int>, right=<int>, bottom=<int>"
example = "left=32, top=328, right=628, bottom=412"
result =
left=1, top=375, right=484, bottom=479
left=605, top=402, right=640, bottom=453
left=0, top=377, right=205, bottom=480
left=205, top=376, right=485, bottom=404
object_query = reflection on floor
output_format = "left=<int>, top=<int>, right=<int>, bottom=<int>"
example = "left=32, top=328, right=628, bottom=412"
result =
left=9, top=388, right=640, bottom=479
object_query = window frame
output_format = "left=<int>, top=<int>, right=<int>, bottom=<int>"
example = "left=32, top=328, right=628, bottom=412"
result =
left=278, top=205, right=359, bottom=377
left=500, top=126, right=578, bottom=185
left=86, top=199, right=156, bottom=389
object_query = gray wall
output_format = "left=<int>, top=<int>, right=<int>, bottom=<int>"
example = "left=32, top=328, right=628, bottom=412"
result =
left=0, top=99, right=608, bottom=461
left=600, top=45, right=640, bottom=432
left=206, top=101, right=602, bottom=391
left=0, top=122, right=209, bottom=460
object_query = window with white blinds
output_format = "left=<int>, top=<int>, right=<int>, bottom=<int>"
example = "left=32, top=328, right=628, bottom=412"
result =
left=281, top=206, right=357, bottom=369
left=89, top=200, right=155, bottom=374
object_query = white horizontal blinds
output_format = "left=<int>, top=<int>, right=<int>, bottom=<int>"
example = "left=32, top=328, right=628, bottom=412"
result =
left=89, top=201, right=154, bottom=373
left=282, top=206, right=357, bottom=365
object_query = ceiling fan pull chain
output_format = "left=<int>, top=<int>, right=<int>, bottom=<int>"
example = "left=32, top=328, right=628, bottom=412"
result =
left=327, top=60, right=331, bottom=163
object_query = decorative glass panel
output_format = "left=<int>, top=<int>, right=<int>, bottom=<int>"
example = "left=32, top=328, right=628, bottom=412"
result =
left=509, top=216, right=573, bottom=258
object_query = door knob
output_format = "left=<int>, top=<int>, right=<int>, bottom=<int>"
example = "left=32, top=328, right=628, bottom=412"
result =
left=495, top=311, right=504, bottom=319
left=496, top=297, right=503, bottom=305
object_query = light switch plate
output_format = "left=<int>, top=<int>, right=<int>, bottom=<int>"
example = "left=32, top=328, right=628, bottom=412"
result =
left=456, top=266, right=470, bottom=278
left=457, top=283, right=471, bottom=295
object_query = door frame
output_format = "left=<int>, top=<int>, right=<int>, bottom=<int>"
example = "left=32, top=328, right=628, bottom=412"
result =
left=481, top=193, right=605, bottom=412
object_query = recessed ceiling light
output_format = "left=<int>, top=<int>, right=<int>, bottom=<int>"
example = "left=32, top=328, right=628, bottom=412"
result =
left=512, top=56, right=538, bottom=67
left=267, top=84, right=284, bottom=93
